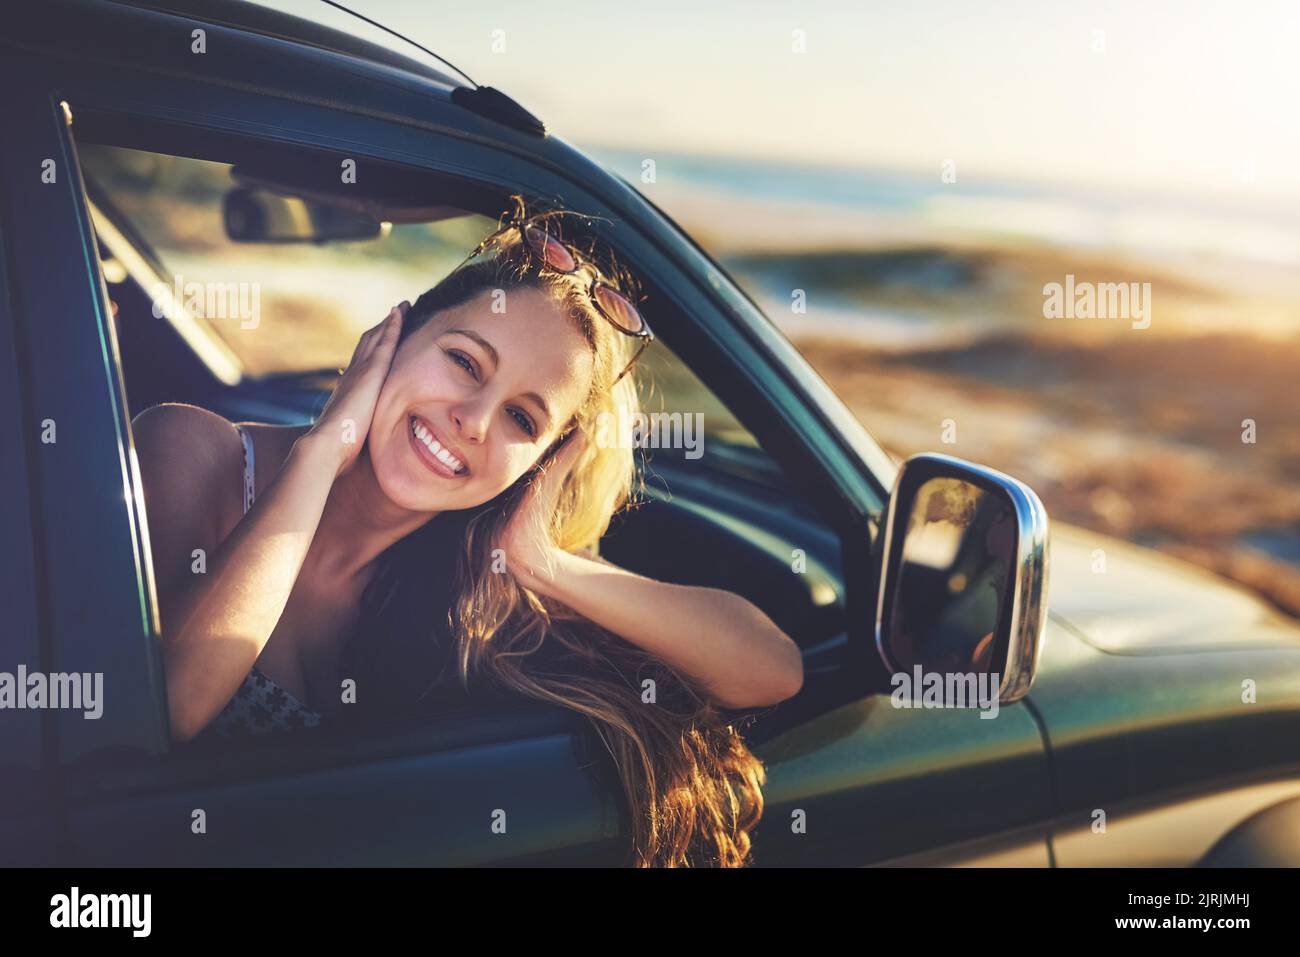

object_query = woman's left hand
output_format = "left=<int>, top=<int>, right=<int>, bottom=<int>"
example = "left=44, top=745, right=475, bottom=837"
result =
left=497, top=428, right=588, bottom=588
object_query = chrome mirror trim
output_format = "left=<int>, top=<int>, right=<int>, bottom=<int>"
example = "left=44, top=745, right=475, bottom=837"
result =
left=874, top=452, right=1051, bottom=704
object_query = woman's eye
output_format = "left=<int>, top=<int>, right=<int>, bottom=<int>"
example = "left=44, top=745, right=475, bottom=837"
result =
left=448, top=350, right=477, bottom=379
left=510, top=409, right=536, bottom=437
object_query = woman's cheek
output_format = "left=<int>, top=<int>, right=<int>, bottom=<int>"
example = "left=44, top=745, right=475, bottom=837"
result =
left=493, top=448, right=539, bottom=491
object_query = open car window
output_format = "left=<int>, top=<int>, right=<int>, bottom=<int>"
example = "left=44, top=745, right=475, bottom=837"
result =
left=72, top=133, right=826, bottom=678
left=81, top=142, right=773, bottom=474
left=79, top=143, right=499, bottom=377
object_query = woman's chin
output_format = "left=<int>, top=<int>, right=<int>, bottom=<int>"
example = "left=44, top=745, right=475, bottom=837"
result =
left=369, top=445, right=437, bottom=510
left=374, top=445, right=479, bottom=513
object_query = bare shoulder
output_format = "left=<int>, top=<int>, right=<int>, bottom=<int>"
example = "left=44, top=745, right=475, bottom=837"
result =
left=132, top=403, right=245, bottom=475
left=131, top=403, right=247, bottom=548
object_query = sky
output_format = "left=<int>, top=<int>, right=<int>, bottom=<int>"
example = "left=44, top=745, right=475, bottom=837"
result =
left=270, top=0, right=1300, bottom=202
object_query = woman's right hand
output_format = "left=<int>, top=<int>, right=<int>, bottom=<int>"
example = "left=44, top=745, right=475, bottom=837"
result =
left=301, top=302, right=408, bottom=478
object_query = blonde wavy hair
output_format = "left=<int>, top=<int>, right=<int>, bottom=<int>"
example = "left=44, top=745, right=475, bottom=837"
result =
left=342, top=199, right=768, bottom=866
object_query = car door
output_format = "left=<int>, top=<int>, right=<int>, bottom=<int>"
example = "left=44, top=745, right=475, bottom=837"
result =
left=0, top=50, right=172, bottom=857
left=0, top=22, right=637, bottom=868
left=0, top=83, right=59, bottom=863
left=600, top=376, right=1057, bottom=867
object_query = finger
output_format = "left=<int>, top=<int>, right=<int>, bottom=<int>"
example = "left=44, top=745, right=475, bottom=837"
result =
left=354, top=318, right=402, bottom=404
left=358, top=309, right=400, bottom=365
left=347, top=326, right=375, bottom=366
left=369, top=309, right=404, bottom=363
left=535, top=430, right=585, bottom=497
left=382, top=305, right=404, bottom=340
left=556, top=436, right=587, bottom=477
left=350, top=317, right=386, bottom=366
left=556, top=426, right=587, bottom=460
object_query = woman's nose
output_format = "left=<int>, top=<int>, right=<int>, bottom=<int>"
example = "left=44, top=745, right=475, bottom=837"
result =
left=450, top=399, right=491, bottom=444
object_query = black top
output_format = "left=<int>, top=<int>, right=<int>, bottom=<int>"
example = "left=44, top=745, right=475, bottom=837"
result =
left=334, top=506, right=506, bottom=730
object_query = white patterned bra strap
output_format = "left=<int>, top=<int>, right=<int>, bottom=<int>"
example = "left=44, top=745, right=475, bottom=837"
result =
left=236, top=424, right=256, bottom=516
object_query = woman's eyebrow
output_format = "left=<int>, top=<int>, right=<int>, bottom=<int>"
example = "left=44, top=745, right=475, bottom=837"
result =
left=522, top=392, right=552, bottom=430
left=446, top=327, right=499, bottom=369
left=446, top=327, right=553, bottom=429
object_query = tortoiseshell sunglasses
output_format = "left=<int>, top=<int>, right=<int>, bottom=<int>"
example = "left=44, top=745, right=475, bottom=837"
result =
left=452, top=206, right=654, bottom=385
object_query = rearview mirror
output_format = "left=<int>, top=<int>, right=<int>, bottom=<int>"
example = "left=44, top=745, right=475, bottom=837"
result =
left=875, top=453, right=1049, bottom=708
left=222, top=186, right=387, bottom=244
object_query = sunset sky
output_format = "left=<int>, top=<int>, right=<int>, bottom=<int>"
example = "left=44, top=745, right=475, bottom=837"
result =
left=261, top=0, right=1300, bottom=203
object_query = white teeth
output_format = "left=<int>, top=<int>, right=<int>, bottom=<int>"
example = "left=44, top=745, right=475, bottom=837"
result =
left=410, top=418, right=465, bottom=473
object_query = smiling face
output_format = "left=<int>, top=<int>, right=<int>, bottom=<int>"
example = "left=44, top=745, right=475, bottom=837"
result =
left=368, top=285, right=595, bottom=512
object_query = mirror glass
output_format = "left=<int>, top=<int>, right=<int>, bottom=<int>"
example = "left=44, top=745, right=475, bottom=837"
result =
left=885, top=476, right=1017, bottom=676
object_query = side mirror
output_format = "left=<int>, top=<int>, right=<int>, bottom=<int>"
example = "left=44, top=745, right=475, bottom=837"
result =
left=222, top=186, right=387, bottom=244
left=875, top=453, right=1049, bottom=707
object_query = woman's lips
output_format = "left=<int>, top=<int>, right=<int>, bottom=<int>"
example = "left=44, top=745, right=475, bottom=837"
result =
left=407, top=415, right=469, bottom=478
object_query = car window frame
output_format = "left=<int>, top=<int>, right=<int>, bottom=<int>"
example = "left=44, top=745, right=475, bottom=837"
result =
left=0, top=60, right=170, bottom=787
left=32, top=22, right=883, bottom=799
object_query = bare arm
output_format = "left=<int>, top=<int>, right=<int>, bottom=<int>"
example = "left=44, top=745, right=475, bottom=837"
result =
left=136, top=306, right=405, bottom=743
left=517, top=548, right=804, bottom=710
left=138, top=411, right=340, bottom=742
left=498, top=431, right=802, bottom=711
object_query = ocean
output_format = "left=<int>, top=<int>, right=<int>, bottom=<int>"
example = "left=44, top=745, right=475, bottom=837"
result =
left=589, top=145, right=1300, bottom=270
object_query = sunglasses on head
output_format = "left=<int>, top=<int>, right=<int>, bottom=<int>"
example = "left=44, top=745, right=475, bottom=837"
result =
left=453, top=204, right=654, bottom=386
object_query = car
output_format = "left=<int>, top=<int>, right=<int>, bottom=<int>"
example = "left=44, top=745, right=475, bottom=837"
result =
left=3, top=0, right=1299, bottom=868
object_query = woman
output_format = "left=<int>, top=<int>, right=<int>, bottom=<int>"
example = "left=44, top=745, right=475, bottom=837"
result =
left=133, top=198, right=803, bottom=866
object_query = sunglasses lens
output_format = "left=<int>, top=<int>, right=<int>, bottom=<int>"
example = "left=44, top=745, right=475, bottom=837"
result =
left=594, top=283, right=644, bottom=335
left=523, top=224, right=579, bottom=273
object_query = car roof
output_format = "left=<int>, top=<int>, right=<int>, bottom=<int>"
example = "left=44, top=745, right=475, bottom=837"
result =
left=88, top=0, right=549, bottom=135
left=110, top=0, right=472, bottom=89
